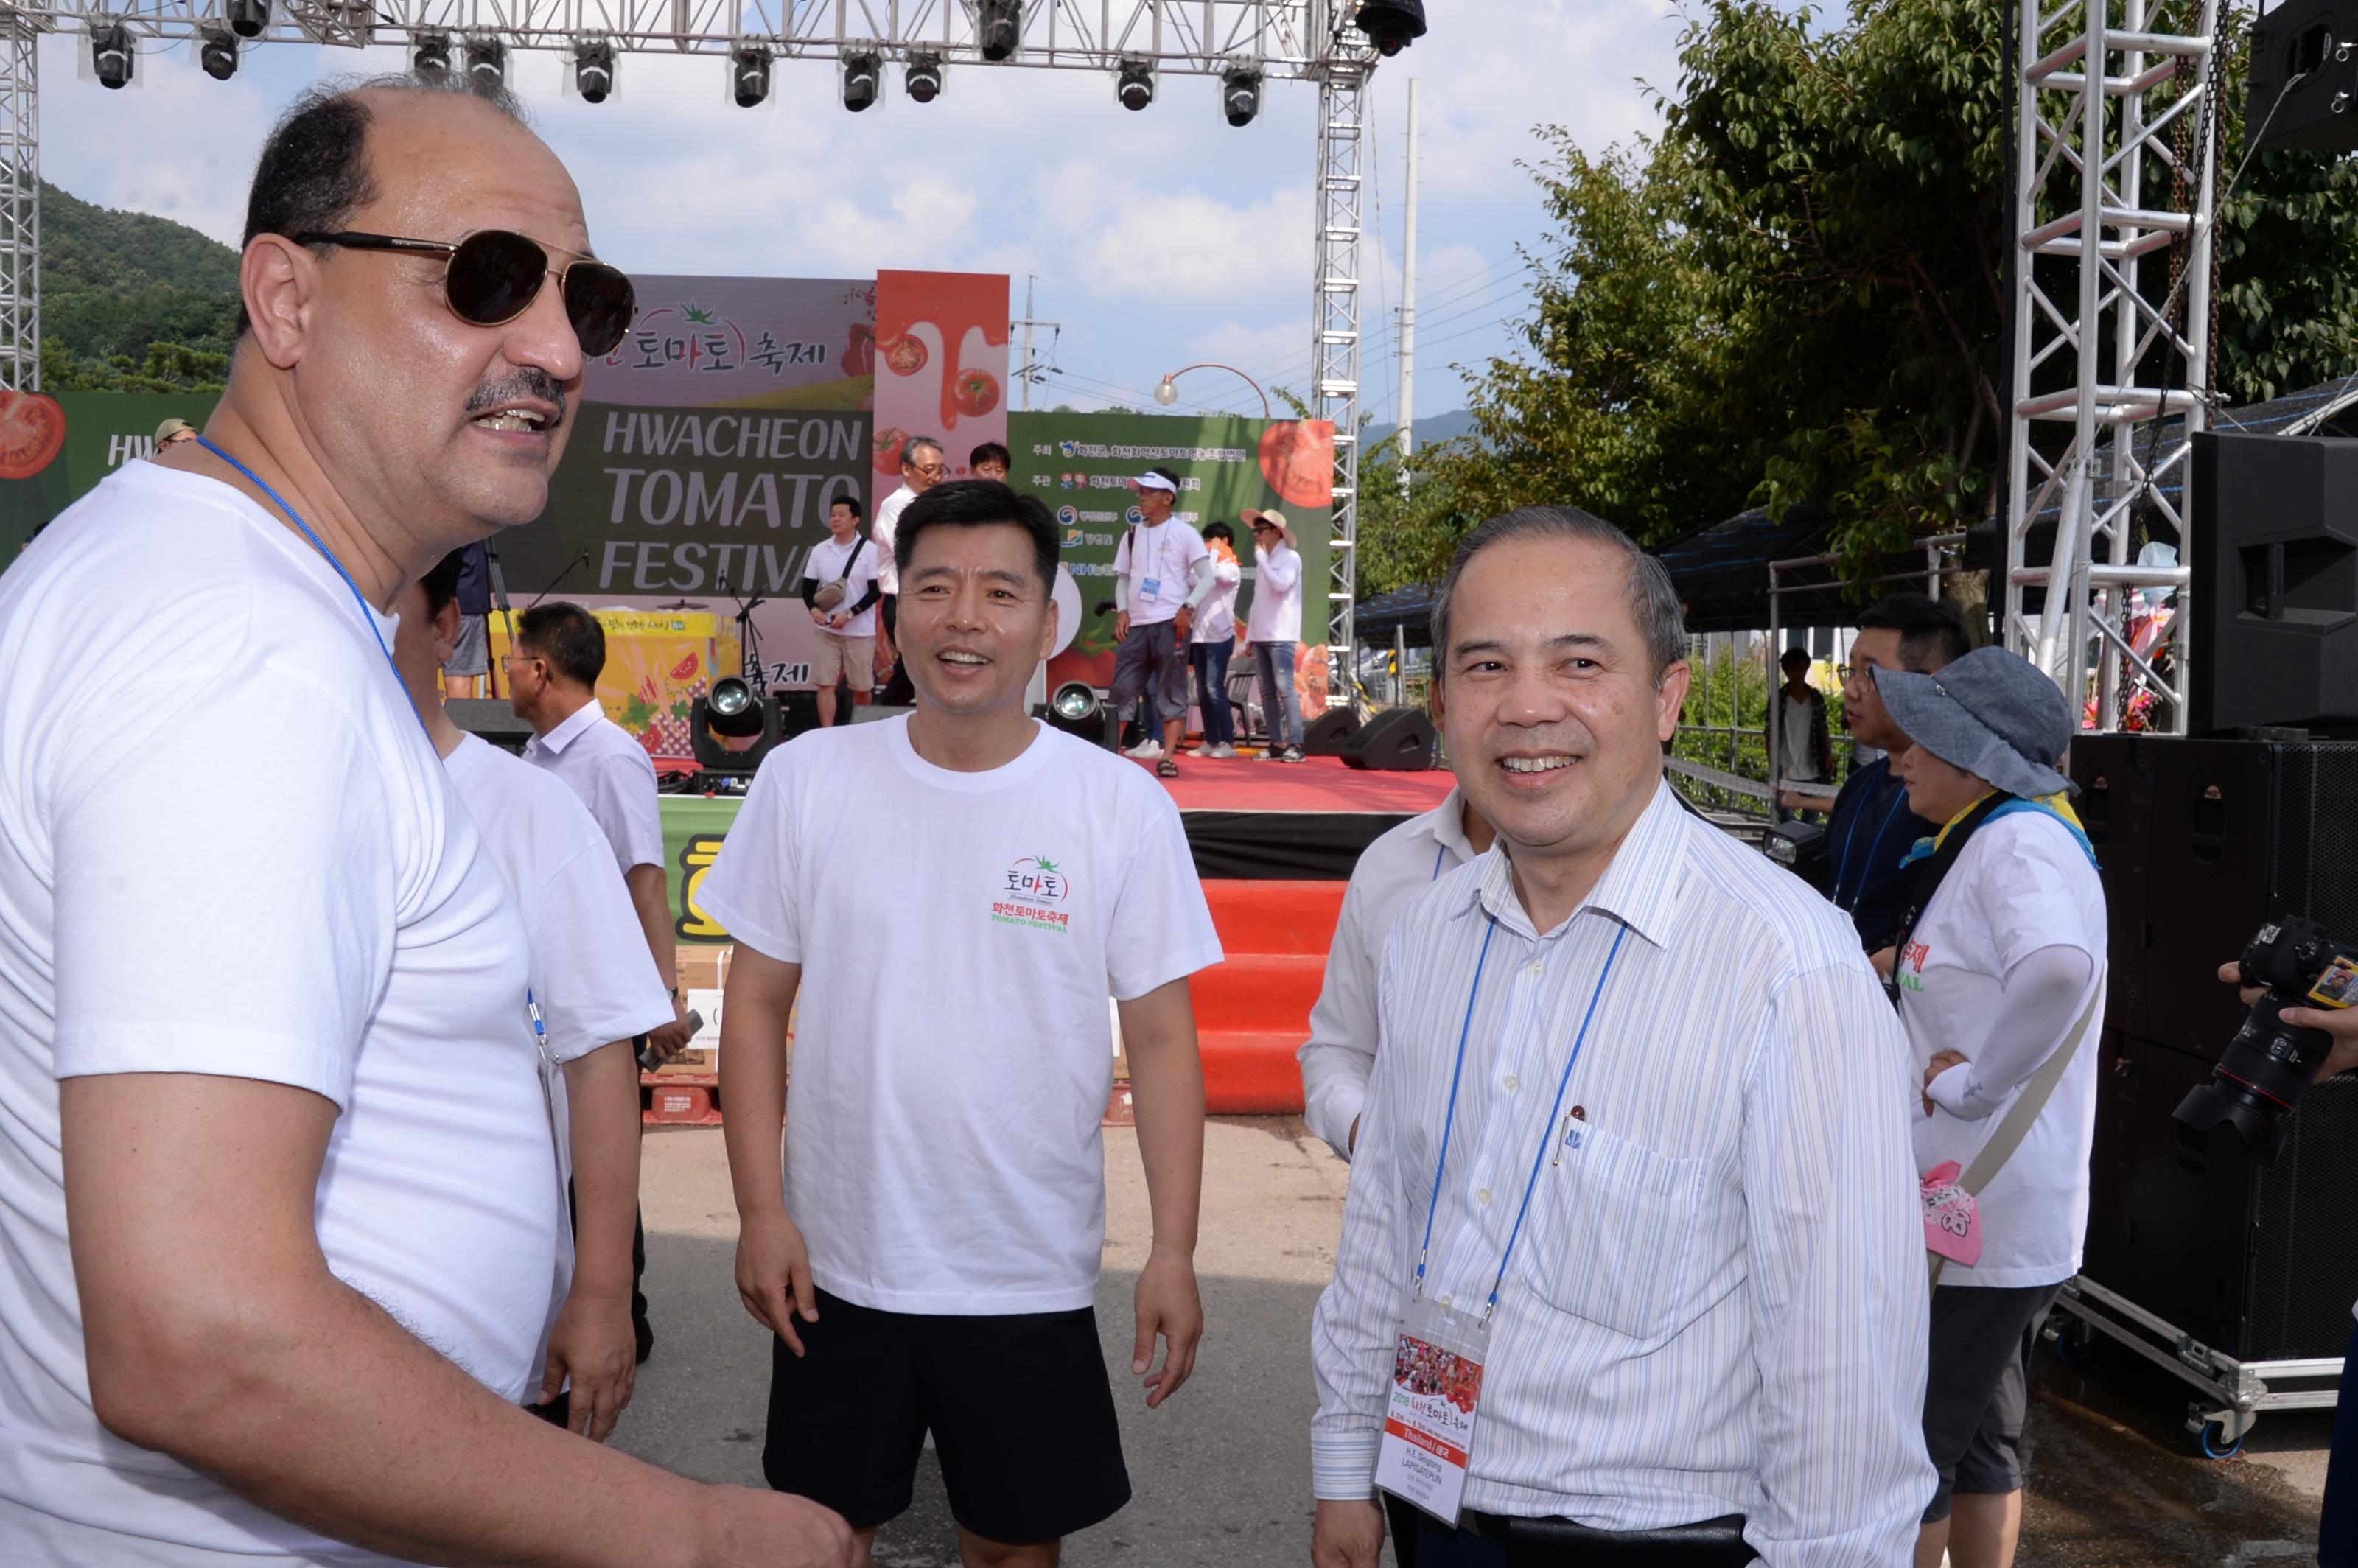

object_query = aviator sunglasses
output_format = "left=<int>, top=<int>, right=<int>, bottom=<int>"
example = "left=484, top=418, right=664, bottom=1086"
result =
left=293, top=228, right=637, bottom=358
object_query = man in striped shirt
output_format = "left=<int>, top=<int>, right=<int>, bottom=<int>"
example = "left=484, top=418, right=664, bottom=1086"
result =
left=1309, top=507, right=1932, bottom=1567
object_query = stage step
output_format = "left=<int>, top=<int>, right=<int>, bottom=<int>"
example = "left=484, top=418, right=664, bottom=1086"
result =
left=1200, top=880, right=1348, bottom=953
left=1191, top=879, right=1348, bottom=1116
left=1200, top=1030, right=1319, bottom=1114
left=1190, top=952, right=1325, bottom=1033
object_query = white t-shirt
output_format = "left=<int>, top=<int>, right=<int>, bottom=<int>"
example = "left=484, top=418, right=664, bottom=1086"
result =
left=0, top=463, right=556, bottom=1564
left=872, top=483, right=917, bottom=595
left=1899, top=811, right=2107, bottom=1288
left=1781, top=693, right=1822, bottom=783
left=696, top=716, right=1223, bottom=1315
left=1113, top=518, right=1211, bottom=626
left=524, top=697, right=665, bottom=875
left=1194, top=547, right=1243, bottom=644
left=802, top=532, right=881, bottom=639
left=1246, top=540, right=1304, bottom=643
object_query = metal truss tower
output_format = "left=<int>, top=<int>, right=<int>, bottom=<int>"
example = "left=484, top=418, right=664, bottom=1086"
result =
left=2004, top=0, right=2217, bottom=733
left=7, top=0, right=1376, bottom=682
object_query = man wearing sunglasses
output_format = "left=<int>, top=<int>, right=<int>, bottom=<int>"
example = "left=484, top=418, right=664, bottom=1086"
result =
left=0, top=70, right=848, bottom=1568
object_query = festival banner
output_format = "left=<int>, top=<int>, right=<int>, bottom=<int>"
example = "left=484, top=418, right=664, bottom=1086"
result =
left=1006, top=410, right=1335, bottom=710
left=871, top=270, right=1011, bottom=503
left=0, top=390, right=223, bottom=550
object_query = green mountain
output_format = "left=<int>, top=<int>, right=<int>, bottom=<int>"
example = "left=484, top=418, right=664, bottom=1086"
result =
left=40, top=181, right=239, bottom=393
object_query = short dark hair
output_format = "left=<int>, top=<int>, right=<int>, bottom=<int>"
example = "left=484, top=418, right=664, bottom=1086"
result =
left=1430, top=506, right=1687, bottom=685
left=239, top=69, right=529, bottom=336
left=1780, top=645, right=1812, bottom=672
left=1201, top=520, right=1234, bottom=544
left=421, top=547, right=466, bottom=617
left=515, top=601, right=605, bottom=687
left=901, top=435, right=944, bottom=469
left=828, top=491, right=865, bottom=519
left=1858, top=593, right=1971, bottom=673
left=969, top=441, right=1011, bottom=471
left=895, top=480, right=1060, bottom=591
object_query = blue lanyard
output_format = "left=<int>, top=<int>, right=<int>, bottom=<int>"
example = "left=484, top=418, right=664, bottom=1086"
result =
left=1416, top=910, right=1630, bottom=1323
left=1836, top=767, right=1911, bottom=910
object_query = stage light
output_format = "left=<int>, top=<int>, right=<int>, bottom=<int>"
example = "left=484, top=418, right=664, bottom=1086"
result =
left=705, top=676, right=764, bottom=738
left=464, top=35, right=505, bottom=87
left=842, top=50, right=881, bottom=113
left=906, top=50, right=944, bottom=103
left=413, top=30, right=452, bottom=74
left=1221, top=65, right=1262, bottom=127
left=199, top=28, right=238, bottom=80
left=1116, top=57, right=1155, bottom=112
left=1353, top=0, right=1427, bottom=56
left=691, top=678, right=784, bottom=774
left=732, top=45, right=772, bottom=108
left=977, top=0, right=1021, bottom=61
left=1052, top=682, right=1100, bottom=724
left=573, top=38, right=615, bottom=103
left=225, top=0, right=270, bottom=38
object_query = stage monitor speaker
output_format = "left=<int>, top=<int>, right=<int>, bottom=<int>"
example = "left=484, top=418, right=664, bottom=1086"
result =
left=2190, top=430, right=2358, bottom=735
left=2068, top=734, right=2358, bottom=1061
left=2084, top=1032, right=2358, bottom=1361
left=1340, top=707, right=1437, bottom=771
left=444, top=698, right=535, bottom=753
left=2246, top=0, right=2358, bottom=154
left=1302, top=708, right=1362, bottom=757
left=773, top=690, right=823, bottom=738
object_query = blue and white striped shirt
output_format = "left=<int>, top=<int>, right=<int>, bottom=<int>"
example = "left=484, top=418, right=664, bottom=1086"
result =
left=1310, top=778, right=1934, bottom=1564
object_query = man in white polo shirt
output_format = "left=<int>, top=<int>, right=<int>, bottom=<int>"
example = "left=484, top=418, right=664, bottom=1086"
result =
left=872, top=435, right=948, bottom=705
left=1108, top=466, right=1214, bottom=776
left=393, top=549, right=676, bottom=1443
left=707, top=478, right=1220, bottom=1568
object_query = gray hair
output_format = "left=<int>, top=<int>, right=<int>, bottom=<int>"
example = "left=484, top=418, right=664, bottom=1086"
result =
left=903, top=435, right=945, bottom=466
left=1429, top=505, right=1688, bottom=685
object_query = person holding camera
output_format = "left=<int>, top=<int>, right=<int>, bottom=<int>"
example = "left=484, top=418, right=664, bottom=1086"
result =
left=1868, top=648, right=2105, bottom=1568
left=802, top=493, right=882, bottom=728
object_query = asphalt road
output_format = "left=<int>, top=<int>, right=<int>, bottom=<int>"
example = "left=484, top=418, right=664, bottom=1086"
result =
left=614, top=1118, right=2334, bottom=1567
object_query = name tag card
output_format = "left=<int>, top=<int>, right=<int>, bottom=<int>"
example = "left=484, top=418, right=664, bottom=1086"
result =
left=1375, top=1295, right=1489, bottom=1526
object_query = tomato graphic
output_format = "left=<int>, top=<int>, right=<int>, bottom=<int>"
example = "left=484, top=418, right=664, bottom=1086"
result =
left=668, top=651, right=699, bottom=682
left=0, top=392, right=66, bottom=480
left=844, top=323, right=875, bottom=378
left=874, top=425, right=909, bottom=475
left=882, top=335, right=928, bottom=377
left=951, top=369, right=1000, bottom=419
left=1257, top=420, right=1334, bottom=510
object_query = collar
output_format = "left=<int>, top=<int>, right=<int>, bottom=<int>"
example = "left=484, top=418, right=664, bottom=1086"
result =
left=534, top=696, right=606, bottom=755
left=1461, top=776, right=1687, bottom=951
left=1419, top=786, right=1477, bottom=861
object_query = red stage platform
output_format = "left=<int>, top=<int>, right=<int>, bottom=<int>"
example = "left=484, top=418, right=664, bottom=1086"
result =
left=1140, top=752, right=1454, bottom=814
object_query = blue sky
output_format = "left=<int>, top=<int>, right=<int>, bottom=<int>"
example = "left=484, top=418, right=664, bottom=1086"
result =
left=39, top=1, right=1687, bottom=425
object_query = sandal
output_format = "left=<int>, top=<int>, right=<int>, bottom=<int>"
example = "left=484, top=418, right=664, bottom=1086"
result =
left=1157, top=757, right=1180, bottom=779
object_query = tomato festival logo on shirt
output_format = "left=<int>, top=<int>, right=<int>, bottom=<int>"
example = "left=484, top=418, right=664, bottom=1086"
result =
left=1896, top=936, right=1932, bottom=994
left=992, top=855, right=1072, bottom=934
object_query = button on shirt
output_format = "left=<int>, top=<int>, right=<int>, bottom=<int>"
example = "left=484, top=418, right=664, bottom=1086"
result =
left=523, top=696, right=665, bottom=875
left=1310, top=780, right=1933, bottom=1561
left=1298, top=787, right=1483, bottom=1159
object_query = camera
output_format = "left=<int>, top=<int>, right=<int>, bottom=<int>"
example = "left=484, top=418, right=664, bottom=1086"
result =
left=1760, top=819, right=1831, bottom=895
left=2175, top=916, right=2358, bottom=1163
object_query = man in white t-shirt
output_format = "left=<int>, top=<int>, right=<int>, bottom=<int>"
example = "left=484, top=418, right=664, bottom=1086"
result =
left=1244, top=507, right=1307, bottom=762
left=1108, top=467, right=1214, bottom=774
left=0, top=70, right=848, bottom=1567
left=800, top=493, right=882, bottom=727
left=872, top=435, right=948, bottom=705
left=706, top=478, right=1221, bottom=1568
left=396, top=549, right=676, bottom=1442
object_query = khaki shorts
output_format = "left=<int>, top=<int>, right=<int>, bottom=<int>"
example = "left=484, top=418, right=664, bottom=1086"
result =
left=811, top=630, right=875, bottom=688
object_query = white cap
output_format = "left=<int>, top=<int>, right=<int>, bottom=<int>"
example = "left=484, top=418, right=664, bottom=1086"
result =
left=1131, top=472, right=1179, bottom=494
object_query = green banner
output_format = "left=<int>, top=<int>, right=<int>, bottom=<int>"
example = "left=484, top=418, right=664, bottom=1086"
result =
left=0, top=391, right=223, bottom=550
left=663, top=795, right=744, bottom=946
left=1004, top=410, right=1334, bottom=689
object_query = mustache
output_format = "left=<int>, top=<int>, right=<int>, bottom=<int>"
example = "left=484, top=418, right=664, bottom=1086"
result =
left=465, top=369, right=569, bottom=432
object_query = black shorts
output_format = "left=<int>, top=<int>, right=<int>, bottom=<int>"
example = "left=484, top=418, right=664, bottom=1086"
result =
left=1920, top=1281, right=2063, bottom=1520
left=763, top=1287, right=1130, bottom=1544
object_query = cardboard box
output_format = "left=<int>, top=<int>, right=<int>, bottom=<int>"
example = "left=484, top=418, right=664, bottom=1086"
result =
left=675, top=945, right=732, bottom=993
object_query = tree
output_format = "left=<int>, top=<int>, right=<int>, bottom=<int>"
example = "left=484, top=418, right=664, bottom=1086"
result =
left=1380, top=0, right=2358, bottom=581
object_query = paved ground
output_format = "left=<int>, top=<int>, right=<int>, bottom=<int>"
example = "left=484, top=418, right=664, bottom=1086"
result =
left=615, top=1118, right=2334, bottom=1567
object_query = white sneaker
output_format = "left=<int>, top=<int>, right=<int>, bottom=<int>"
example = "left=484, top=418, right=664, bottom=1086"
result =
left=1188, top=742, right=1218, bottom=757
left=1124, top=738, right=1164, bottom=760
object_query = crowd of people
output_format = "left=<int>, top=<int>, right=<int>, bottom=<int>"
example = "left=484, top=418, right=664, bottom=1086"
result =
left=7, top=63, right=2358, bottom=1568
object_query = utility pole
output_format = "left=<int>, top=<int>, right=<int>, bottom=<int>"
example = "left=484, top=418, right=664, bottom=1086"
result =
left=1395, top=77, right=1417, bottom=498
left=1010, top=273, right=1060, bottom=411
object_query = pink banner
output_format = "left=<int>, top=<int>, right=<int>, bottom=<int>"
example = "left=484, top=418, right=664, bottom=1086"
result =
left=870, top=270, right=1011, bottom=505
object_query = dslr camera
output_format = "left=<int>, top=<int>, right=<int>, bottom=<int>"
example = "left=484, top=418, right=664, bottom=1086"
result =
left=2175, top=915, right=2358, bottom=1163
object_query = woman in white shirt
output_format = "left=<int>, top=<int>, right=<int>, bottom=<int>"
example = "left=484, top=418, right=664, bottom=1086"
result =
left=1188, top=522, right=1245, bottom=758
left=1869, top=647, right=2105, bottom=1568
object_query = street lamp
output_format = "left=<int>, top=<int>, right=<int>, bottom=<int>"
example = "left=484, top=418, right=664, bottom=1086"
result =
left=1154, top=363, right=1271, bottom=419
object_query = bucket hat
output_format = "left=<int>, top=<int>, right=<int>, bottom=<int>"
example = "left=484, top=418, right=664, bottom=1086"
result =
left=1872, top=646, right=2074, bottom=799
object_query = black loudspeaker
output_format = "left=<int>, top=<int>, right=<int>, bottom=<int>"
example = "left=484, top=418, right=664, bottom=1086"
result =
left=2190, top=431, right=2358, bottom=735
left=1301, top=708, right=1362, bottom=756
left=1340, top=707, right=1438, bottom=771
left=2246, top=0, right=2358, bottom=154
left=444, top=698, right=535, bottom=753
left=2084, top=1031, right=2358, bottom=1360
left=2068, top=734, right=2358, bottom=1061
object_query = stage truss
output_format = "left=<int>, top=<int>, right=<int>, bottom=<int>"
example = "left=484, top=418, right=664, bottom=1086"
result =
left=2004, top=0, right=2217, bottom=734
left=0, top=0, right=1376, bottom=694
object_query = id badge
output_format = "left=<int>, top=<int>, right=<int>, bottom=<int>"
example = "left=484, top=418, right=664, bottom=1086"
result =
left=1140, top=576, right=1164, bottom=600
left=1374, top=1294, right=1488, bottom=1526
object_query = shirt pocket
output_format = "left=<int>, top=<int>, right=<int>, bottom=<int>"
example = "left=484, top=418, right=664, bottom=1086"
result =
left=1522, top=1123, right=1710, bottom=1343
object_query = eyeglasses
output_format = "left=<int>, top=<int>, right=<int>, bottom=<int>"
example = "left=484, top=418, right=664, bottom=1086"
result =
left=293, top=229, right=637, bottom=359
left=908, top=459, right=948, bottom=478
